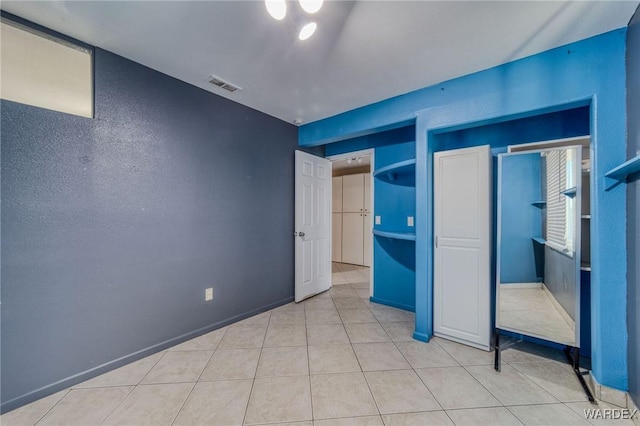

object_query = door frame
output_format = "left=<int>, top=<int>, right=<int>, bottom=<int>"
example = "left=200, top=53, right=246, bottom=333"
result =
left=327, top=148, right=375, bottom=296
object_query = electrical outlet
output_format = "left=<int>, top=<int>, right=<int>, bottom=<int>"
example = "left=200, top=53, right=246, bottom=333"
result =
left=205, top=288, right=214, bottom=301
left=407, top=216, right=414, bottom=227
left=375, top=215, right=381, bottom=225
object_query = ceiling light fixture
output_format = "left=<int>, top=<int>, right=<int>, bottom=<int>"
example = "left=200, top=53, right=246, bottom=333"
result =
left=299, top=0, right=323, bottom=14
left=265, top=0, right=322, bottom=41
left=298, top=22, right=316, bottom=41
left=265, top=0, right=287, bottom=20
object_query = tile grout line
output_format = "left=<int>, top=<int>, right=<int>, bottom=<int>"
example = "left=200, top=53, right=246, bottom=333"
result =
left=304, top=299, right=315, bottom=422
left=241, top=308, right=271, bottom=426
left=428, top=339, right=511, bottom=410
left=31, top=389, right=71, bottom=426
left=168, top=333, right=222, bottom=426
left=332, top=287, right=383, bottom=419
left=97, top=349, right=170, bottom=426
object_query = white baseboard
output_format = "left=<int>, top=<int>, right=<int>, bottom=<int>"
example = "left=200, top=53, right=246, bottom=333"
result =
left=499, top=282, right=543, bottom=289
left=587, top=372, right=633, bottom=409
left=629, top=394, right=640, bottom=426
left=541, top=284, right=575, bottom=331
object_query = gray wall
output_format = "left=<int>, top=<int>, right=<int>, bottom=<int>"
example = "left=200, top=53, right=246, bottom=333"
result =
left=544, top=246, right=577, bottom=320
left=627, top=5, right=640, bottom=408
left=1, top=32, right=315, bottom=410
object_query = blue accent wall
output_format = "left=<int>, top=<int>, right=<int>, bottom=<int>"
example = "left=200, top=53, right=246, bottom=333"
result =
left=1, top=37, right=309, bottom=411
left=626, top=5, right=640, bottom=407
left=372, top=142, right=416, bottom=311
left=499, top=154, right=542, bottom=283
left=300, top=30, right=628, bottom=391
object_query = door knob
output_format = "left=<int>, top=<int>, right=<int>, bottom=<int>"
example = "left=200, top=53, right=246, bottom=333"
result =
left=298, top=232, right=305, bottom=237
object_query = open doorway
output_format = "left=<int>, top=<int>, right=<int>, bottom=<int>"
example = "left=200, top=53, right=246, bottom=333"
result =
left=328, top=149, right=374, bottom=297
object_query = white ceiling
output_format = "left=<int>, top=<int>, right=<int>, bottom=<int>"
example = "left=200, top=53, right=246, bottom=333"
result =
left=2, top=1, right=638, bottom=126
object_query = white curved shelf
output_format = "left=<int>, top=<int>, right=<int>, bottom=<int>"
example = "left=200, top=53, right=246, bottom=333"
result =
left=373, top=159, right=416, bottom=185
left=373, top=229, right=416, bottom=241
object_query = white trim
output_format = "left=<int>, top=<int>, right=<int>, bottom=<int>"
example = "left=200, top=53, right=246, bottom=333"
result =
left=327, top=149, right=375, bottom=297
left=507, top=135, right=590, bottom=153
left=588, top=373, right=634, bottom=409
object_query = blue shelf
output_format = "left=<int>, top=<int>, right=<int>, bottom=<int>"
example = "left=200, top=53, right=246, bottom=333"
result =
left=373, top=229, right=416, bottom=241
left=561, top=187, right=577, bottom=197
left=373, top=159, right=416, bottom=185
left=605, top=154, right=640, bottom=182
left=531, top=200, right=546, bottom=208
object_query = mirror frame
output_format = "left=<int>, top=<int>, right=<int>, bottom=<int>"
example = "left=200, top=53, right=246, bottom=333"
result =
left=496, top=145, right=582, bottom=347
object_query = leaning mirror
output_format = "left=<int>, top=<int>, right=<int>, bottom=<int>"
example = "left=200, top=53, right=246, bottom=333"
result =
left=496, top=146, right=581, bottom=347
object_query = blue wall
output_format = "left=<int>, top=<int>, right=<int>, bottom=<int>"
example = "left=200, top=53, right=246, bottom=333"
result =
left=626, top=5, right=640, bottom=407
left=372, top=142, right=416, bottom=311
left=0, top=18, right=311, bottom=412
left=499, top=154, right=542, bottom=284
left=301, top=30, right=628, bottom=391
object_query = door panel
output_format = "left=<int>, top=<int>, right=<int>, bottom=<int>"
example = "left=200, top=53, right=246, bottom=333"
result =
left=332, top=176, right=343, bottom=213
left=332, top=213, right=342, bottom=262
left=342, top=212, right=364, bottom=265
left=363, top=174, right=371, bottom=213
left=434, top=145, right=491, bottom=350
left=342, top=174, right=364, bottom=213
left=439, top=246, right=482, bottom=339
left=295, top=151, right=332, bottom=302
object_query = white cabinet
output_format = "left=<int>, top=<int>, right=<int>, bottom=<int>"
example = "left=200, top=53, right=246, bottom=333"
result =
left=332, top=213, right=342, bottom=262
left=342, top=174, right=365, bottom=212
left=342, top=213, right=364, bottom=265
left=331, top=173, right=371, bottom=266
left=364, top=175, right=371, bottom=213
left=332, top=176, right=343, bottom=213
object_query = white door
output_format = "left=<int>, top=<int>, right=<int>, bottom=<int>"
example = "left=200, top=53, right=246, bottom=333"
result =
left=295, top=151, right=332, bottom=302
left=434, top=145, right=491, bottom=350
left=342, top=212, right=364, bottom=265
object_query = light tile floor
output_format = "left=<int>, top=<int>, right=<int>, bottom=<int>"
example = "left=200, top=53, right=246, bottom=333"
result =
left=2, top=263, right=632, bottom=426
left=499, top=286, right=575, bottom=345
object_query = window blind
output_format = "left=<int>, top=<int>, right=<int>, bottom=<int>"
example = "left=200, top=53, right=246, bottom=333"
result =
left=545, top=150, right=568, bottom=252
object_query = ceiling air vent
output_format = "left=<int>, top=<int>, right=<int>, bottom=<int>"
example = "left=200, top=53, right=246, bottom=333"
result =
left=207, top=74, right=241, bottom=93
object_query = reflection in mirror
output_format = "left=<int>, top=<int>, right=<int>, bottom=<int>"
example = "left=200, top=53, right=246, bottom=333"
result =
left=497, top=146, right=581, bottom=347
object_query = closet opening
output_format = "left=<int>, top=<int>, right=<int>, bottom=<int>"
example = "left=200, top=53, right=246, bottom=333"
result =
left=429, top=105, right=592, bottom=366
left=328, top=150, right=374, bottom=297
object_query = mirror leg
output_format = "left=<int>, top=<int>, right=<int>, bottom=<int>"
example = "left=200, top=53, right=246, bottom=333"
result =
left=494, top=332, right=501, bottom=372
left=565, top=346, right=596, bottom=403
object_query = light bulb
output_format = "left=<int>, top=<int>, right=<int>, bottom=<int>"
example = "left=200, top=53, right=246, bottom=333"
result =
left=298, top=22, right=317, bottom=40
left=299, top=0, right=323, bottom=14
left=265, top=0, right=287, bottom=20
